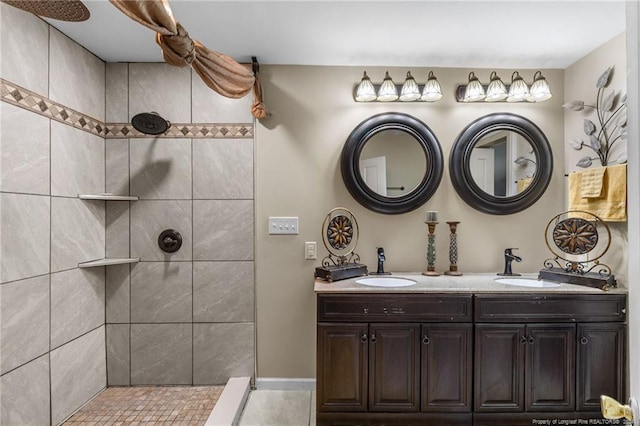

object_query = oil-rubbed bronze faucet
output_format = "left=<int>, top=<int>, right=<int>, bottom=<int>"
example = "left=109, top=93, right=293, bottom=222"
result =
left=371, top=247, right=391, bottom=275
left=498, top=248, right=522, bottom=276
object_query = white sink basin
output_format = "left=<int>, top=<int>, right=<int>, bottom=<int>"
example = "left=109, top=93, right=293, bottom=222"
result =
left=356, top=277, right=417, bottom=288
left=495, top=277, right=561, bottom=288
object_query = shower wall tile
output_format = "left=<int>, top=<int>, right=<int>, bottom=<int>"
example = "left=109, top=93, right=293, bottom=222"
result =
left=106, top=201, right=130, bottom=258
left=0, top=3, right=48, bottom=96
left=106, top=324, right=130, bottom=386
left=49, top=27, right=105, bottom=121
left=106, top=62, right=129, bottom=123
left=0, top=102, right=50, bottom=195
left=51, top=121, right=105, bottom=197
left=129, top=63, right=191, bottom=123
left=194, top=200, right=254, bottom=261
left=193, top=139, right=253, bottom=199
left=106, top=264, right=130, bottom=323
left=51, top=326, right=106, bottom=425
left=193, top=261, right=254, bottom=322
left=51, top=197, right=105, bottom=272
left=130, top=138, right=192, bottom=199
left=51, top=268, right=105, bottom=349
left=0, top=354, right=50, bottom=426
left=0, top=193, right=50, bottom=283
left=106, top=139, right=130, bottom=195
left=131, top=200, right=192, bottom=261
left=131, top=262, right=192, bottom=323
left=191, top=75, right=253, bottom=123
left=193, top=323, right=255, bottom=385
left=131, top=323, right=192, bottom=385
left=0, top=275, right=50, bottom=375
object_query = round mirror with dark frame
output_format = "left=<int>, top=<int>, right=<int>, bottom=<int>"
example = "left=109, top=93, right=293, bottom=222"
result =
left=449, top=112, right=553, bottom=215
left=341, top=112, right=444, bottom=214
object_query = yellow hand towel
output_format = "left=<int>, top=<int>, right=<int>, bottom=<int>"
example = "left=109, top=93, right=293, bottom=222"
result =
left=579, top=166, right=606, bottom=198
left=568, top=164, right=627, bottom=222
left=517, top=177, right=533, bottom=193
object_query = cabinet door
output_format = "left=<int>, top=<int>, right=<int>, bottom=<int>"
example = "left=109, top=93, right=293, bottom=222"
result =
left=576, top=323, right=626, bottom=411
left=421, top=323, right=472, bottom=412
left=368, top=323, right=420, bottom=412
left=525, top=324, right=576, bottom=411
left=317, top=323, right=368, bottom=412
left=475, top=324, right=526, bottom=412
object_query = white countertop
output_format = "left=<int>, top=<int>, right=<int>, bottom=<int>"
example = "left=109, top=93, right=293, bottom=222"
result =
left=314, top=272, right=627, bottom=294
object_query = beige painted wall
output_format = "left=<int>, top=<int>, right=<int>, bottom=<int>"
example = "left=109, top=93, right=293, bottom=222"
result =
left=255, top=66, right=565, bottom=378
left=564, top=33, right=628, bottom=287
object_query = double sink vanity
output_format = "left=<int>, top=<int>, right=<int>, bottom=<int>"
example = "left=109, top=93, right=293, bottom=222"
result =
left=314, top=273, right=628, bottom=426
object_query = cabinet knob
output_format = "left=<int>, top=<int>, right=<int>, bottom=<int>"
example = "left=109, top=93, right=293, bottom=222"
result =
left=528, top=336, right=535, bottom=344
left=370, top=334, right=377, bottom=343
left=520, top=335, right=528, bottom=344
left=422, top=336, right=430, bottom=345
left=580, top=336, right=589, bottom=345
left=363, top=308, right=369, bottom=314
left=361, top=333, right=368, bottom=343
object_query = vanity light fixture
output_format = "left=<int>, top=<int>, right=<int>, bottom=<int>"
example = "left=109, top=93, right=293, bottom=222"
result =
left=377, top=71, right=399, bottom=102
left=353, top=71, right=444, bottom=103
left=399, top=71, right=421, bottom=101
left=506, top=71, right=529, bottom=102
left=421, top=71, right=443, bottom=101
left=485, top=71, right=508, bottom=102
left=463, top=72, right=485, bottom=102
left=528, top=71, right=553, bottom=102
left=456, top=70, right=552, bottom=103
left=355, top=71, right=377, bottom=102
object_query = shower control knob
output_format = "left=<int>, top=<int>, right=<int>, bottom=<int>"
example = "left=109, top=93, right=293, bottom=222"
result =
left=158, top=229, right=182, bottom=253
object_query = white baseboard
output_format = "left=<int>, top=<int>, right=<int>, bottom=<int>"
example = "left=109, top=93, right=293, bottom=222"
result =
left=255, top=378, right=316, bottom=391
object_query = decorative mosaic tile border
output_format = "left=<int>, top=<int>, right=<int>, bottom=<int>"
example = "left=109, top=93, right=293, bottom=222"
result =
left=1, top=78, right=104, bottom=136
left=0, top=78, right=254, bottom=139
left=105, top=123, right=253, bottom=139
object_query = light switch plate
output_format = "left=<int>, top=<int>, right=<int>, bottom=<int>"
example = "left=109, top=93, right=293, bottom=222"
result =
left=305, top=241, right=317, bottom=259
left=268, top=217, right=299, bottom=234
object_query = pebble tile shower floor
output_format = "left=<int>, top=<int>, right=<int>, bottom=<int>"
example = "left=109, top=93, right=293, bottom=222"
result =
left=62, top=386, right=224, bottom=425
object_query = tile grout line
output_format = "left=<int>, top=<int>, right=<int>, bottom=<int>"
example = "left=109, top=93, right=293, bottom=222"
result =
left=103, top=59, right=108, bottom=389
left=191, top=67, right=194, bottom=386
left=127, top=62, right=133, bottom=387
left=47, top=23, right=53, bottom=426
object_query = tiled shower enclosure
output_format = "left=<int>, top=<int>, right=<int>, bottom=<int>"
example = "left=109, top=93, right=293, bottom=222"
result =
left=0, top=3, right=255, bottom=424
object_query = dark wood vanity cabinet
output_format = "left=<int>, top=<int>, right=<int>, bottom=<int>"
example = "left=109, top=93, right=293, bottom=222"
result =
left=317, top=292, right=627, bottom=426
left=474, top=294, right=627, bottom=426
left=474, top=323, right=576, bottom=412
left=576, top=323, right=627, bottom=411
left=317, top=294, right=473, bottom=425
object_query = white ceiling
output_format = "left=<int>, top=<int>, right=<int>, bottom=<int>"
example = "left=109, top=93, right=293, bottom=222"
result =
left=45, top=0, right=627, bottom=69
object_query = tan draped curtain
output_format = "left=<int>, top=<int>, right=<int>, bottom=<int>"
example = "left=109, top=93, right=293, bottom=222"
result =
left=110, top=0, right=267, bottom=119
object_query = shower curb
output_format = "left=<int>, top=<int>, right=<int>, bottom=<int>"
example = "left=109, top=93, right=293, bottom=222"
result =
left=205, top=377, right=251, bottom=426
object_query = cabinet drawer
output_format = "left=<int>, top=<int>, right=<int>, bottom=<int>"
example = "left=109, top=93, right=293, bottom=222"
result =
left=318, top=294, right=472, bottom=322
left=475, top=294, right=626, bottom=323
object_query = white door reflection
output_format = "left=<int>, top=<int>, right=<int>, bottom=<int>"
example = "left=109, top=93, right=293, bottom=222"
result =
left=469, top=130, right=536, bottom=197
left=359, top=156, right=387, bottom=197
left=359, top=129, right=427, bottom=198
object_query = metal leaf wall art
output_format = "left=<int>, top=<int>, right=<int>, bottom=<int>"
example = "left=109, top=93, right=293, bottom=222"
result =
left=563, top=66, right=628, bottom=168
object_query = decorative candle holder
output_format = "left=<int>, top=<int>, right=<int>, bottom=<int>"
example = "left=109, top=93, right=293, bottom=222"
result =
left=423, top=221, right=440, bottom=276
left=444, top=221, right=463, bottom=276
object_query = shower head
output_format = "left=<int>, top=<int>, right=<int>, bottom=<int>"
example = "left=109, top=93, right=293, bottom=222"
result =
left=1, top=0, right=90, bottom=22
left=131, top=112, right=170, bottom=135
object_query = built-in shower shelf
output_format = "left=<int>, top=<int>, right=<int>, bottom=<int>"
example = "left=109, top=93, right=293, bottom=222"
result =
left=78, top=194, right=139, bottom=201
left=78, top=258, right=140, bottom=268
